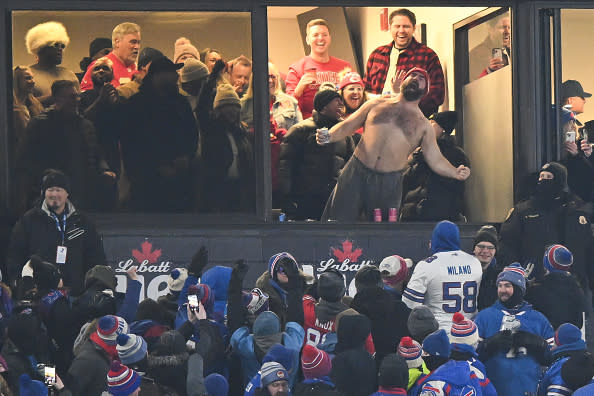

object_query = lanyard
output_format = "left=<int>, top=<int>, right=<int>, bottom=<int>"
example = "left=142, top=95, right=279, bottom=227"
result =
left=50, top=212, right=67, bottom=245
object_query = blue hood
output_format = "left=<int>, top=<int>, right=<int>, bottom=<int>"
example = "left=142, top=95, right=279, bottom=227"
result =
left=431, top=221, right=460, bottom=254
left=201, top=266, right=232, bottom=316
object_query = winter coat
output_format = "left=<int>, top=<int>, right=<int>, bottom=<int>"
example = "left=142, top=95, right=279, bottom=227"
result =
left=350, top=286, right=410, bottom=365
left=147, top=353, right=189, bottom=396
left=201, top=266, right=232, bottom=318
left=278, top=111, right=354, bottom=219
left=293, top=378, right=341, bottom=396
left=330, top=347, right=376, bottom=396
left=416, top=359, right=493, bottom=396
left=119, top=84, right=198, bottom=212
left=537, top=340, right=587, bottom=396
left=67, top=338, right=112, bottom=396
left=477, top=260, right=501, bottom=311
left=525, top=271, right=585, bottom=329
left=16, top=108, right=108, bottom=210
left=6, top=200, right=106, bottom=296
left=230, top=321, right=304, bottom=387
left=400, top=135, right=470, bottom=222
left=499, top=193, right=594, bottom=283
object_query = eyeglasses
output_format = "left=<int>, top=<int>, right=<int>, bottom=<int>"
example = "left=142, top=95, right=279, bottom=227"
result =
left=50, top=42, right=66, bottom=50
left=476, top=244, right=496, bottom=251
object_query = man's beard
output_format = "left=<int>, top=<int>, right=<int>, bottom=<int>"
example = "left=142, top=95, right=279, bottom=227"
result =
left=402, top=81, right=425, bottom=101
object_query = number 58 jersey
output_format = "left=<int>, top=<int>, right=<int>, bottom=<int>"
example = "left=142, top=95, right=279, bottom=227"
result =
left=403, top=250, right=483, bottom=330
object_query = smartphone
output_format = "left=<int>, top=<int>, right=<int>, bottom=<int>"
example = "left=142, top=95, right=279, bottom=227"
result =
left=188, top=294, right=199, bottom=312
left=566, top=130, right=576, bottom=143
left=44, top=365, right=56, bottom=385
left=492, top=48, right=503, bottom=60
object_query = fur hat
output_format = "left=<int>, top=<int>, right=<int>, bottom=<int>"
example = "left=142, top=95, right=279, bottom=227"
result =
left=213, top=84, right=240, bottom=109
left=26, top=21, right=70, bottom=55
left=117, top=333, right=148, bottom=365
left=497, top=263, right=527, bottom=294
left=19, top=374, right=47, bottom=396
left=97, top=315, right=129, bottom=345
left=173, top=37, right=200, bottom=64
left=85, top=265, right=117, bottom=290
left=167, top=268, right=188, bottom=293
left=422, top=329, right=451, bottom=358
left=473, top=225, right=498, bottom=250
left=449, top=312, right=479, bottom=348
left=317, top=269, right=346, bottom=302
left=544, top=244, right=573, bottom=274
left=204, top=373, right=228, bottom=396
left=260, top=362, right=289, bottom=387
left=378, top=353, right=409, bottom=389
left=180, top=58, right=209, bottom=83
left=313, top=88, right=342, bottom=113
left=107, top=361, right=141, bottom=396
left=407, top=306, right=439, bottom=342
left=301, top=344, right=332, bottom=379
left=398, top=336, right=423, bottom=368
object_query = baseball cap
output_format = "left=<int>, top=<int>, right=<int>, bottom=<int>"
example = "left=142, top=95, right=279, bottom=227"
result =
left=562, top=80, right=592, bottom=99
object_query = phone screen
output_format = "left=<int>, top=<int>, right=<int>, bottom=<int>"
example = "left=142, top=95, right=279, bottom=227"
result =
left=44, top=365, right=56, bottom=385
left=492, top=48, right=503, bottom=60
left=188, top=295, right=199, bottom=312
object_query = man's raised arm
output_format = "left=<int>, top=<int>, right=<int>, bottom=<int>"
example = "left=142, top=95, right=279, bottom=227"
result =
left=316, top=98, right=379, bottom=145
left=421, top=123, right=470, bottom=181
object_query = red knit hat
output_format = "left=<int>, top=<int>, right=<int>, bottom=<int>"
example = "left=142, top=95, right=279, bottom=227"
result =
left=403, top=67, right=430, bottom=96
left=338, top=72, right=364, bottom=91
left=301, top=344, right=332, bottom=379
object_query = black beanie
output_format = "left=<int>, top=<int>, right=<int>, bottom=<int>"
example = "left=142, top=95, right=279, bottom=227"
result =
left=89, top=37, right=112, bottom=58
left=317, top=269, right=346, bottom=302
left=429, top=111, right=458, bottom=135
left=378, top=354, right=409, bottom=389
left=41, top=169, right=70, bottom=194
left=354, top=265, right=383, bottom=292
left=561, top=351, right=594, bottom=390
left=473, top=225, right=498, bottom=250
left=539, top=162, right=568, bottom=192
left=313, top=89, right=342, bottom=113
left=29, top=255, right=62, bottom=291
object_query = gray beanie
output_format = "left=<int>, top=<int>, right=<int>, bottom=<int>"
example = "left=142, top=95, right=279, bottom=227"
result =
left=407, top=306, right=439, bottom=342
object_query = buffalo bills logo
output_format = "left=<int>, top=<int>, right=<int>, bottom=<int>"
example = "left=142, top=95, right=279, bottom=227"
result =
left=461, top=386, right=476, bottom=396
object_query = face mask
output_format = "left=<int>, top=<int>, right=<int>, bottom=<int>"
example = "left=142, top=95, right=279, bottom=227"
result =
left=535, top=179, right=559, bottom=199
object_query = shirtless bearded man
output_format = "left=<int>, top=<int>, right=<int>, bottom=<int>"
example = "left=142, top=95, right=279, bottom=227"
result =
left=317, top=67, right=470, bottom=222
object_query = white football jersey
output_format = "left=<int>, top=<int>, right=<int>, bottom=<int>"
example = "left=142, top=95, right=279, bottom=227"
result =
left=403, top=250, right=483, bottom=330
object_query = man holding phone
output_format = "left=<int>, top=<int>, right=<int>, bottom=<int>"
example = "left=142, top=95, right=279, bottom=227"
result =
left=469, top=12, right=511, bottom=79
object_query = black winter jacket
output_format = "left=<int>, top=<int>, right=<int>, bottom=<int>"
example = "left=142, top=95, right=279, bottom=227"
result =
left=278, top=112, right=354, bottom=204
left=498, top=193, right=594, bottom=284
left=400, top=135, right=470, bottom=221
left=6, top=201, right=106, bottom=296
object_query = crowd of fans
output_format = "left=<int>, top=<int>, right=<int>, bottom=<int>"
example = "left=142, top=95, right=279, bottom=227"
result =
left=0, top=217, right=591, bottom=395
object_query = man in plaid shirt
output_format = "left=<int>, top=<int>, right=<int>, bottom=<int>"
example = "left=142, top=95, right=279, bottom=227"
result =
left=363, top=8, right=444, bottom=117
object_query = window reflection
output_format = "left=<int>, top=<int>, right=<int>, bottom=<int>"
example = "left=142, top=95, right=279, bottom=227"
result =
left=468, top=10, right=511, bottom=82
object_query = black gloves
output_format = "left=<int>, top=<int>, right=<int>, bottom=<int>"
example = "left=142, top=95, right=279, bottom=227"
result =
left=209, top=59, right=227, bottom=81
left=281, top=257, right=301, bottom=290
left=189, top=246, right=208, bottom=277
left=513, top=330, right=550, bottom=364
left=483, top=330, right=514, bottom=357
left=232, top=259, right=248, bottom=281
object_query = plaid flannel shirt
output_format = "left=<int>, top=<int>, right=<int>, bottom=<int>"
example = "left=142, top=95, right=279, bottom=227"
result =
left=363, top=38, right=445, bottom=116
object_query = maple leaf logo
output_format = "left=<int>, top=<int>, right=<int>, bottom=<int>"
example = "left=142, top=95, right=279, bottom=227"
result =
left=331, top=240, right=363, bottom=263
left=132, top=240, right=162, bottom=264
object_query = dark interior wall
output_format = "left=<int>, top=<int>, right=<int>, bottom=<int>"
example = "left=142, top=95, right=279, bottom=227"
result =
left=12, top=11, right=252, bottom=73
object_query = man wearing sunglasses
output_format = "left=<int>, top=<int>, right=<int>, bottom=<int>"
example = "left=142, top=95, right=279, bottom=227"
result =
left=25, top=21, right=79, bottom=106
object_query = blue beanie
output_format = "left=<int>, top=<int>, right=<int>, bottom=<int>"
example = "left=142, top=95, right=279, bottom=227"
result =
left=19, top=374, right=47, bottom=396
left=260, top=362, right=289, bottom=387
left=116, top=333, right=148, bottom=365
left=204, top=373, right=229, bottom=396
left=253, top=311, right=280, bottom=336
left=497, top=263, right=527, bottom=294
left=555, top=323, right=585, bottom=348
left=263, top=343, right=294, bottom=371
left=422, top=329, right=451, bottom=358
left=544, top=244, right=573, bottom=274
